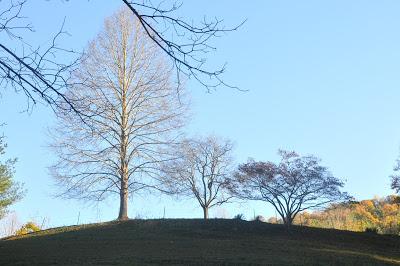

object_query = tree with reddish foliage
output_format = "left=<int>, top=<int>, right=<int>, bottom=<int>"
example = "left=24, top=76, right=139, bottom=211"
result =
left=228, top=150, right=352, bottom=229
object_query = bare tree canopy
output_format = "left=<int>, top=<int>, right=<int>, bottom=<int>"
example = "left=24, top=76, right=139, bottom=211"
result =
left=50, top=8, right=188, bottom=220
left=1, top=0, right=241, bottom=114
left=0, top=0, right=79, bottom=112
left=228, top=150, right=352, bottom=228
left=161, top=136, right=234, bottom=219
left=122, top=0, right=244, bottom=90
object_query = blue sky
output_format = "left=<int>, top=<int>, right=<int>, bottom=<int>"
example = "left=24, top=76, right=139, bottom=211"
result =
left=2, top=0, right=400, bottom=227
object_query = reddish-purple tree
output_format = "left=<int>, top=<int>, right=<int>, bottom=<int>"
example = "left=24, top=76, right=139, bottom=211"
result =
left=228, top=150, right=352, bottom=229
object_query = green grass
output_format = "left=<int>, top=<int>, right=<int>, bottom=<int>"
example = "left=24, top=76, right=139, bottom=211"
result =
left=0, top=219, right=400, bottom=265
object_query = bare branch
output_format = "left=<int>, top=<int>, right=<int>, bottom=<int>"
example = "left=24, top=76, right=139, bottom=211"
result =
left=122, top=0, right=245, bottom=92
left=0, top=1, right=82, bottom=115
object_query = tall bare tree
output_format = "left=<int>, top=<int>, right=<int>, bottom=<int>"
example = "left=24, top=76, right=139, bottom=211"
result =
left=50, top=8, right=187, bottom=221
left=228, top=150, right=352, bottom=229
left=161, top=136, right=234, bottom=219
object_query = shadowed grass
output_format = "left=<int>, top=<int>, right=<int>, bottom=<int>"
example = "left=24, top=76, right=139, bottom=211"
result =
left=0, top=219, right=399, bottom=265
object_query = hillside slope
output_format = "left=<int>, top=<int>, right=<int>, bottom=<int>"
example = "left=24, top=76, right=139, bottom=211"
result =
left=0, top=219, right=399, bottom=265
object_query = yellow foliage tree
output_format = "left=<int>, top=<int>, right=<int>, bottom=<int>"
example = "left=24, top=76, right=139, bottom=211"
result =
left=15, top=222, right=40, bottom=236
left=290, top=196, right=400, bottom=235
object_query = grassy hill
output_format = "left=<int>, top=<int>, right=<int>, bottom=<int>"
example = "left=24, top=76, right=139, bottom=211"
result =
left=0, top=219, right=399, bottom=265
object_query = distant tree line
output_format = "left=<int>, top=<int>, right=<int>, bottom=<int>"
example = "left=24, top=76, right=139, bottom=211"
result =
left=267, top=196, right=400, bottom=235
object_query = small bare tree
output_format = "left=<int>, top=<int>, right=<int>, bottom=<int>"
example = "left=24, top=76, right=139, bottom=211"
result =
left=50, top=8, right=187, bottom=221
left=161, top=136, right=234, bottom=219
left=390, top=157, right=400, bottom=193
left=228, top=150, right=351, bottom=229
left=0, top=211, right=20, bottom=237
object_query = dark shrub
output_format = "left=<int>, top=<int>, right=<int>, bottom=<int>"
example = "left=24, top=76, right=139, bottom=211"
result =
left=253, top=215, right=266, bottom=222
left=365, top=227, right=378, bottom=234
left=233, top=214, right=245, bottom=220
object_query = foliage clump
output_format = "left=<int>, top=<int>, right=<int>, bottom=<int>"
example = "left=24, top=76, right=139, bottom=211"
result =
left=15, top=222, right=40, bottom=236
left=0, top=135, right=24, bottom=219
left=279, top=196, right=400, bottom=235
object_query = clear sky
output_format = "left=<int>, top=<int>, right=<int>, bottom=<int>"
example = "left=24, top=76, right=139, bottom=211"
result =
left=2, top=0, right=400, bottom=227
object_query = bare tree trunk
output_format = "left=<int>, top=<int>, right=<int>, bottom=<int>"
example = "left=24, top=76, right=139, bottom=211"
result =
left=203, top=206, right=209, bottom=220
left=284, top=215, right=293, bottom=231
left=118, top=58, right=129, bottom=221
left=117, top=137, right=129, bottom=220
left=118, top=140, right=129, bottom=220
left=118, top=180, right=128, bottom=220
